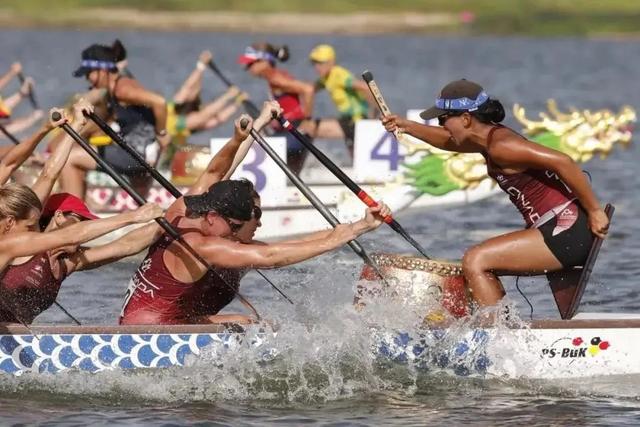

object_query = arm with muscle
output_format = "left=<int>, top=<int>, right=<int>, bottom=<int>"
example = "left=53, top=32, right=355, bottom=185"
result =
left=0, top=204, right=162, bottom=268
left=382, top=115, right=480, bottom=153
left=66, top=223, right=162, bottom=273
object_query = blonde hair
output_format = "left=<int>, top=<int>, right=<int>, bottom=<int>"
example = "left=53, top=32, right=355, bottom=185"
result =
left=0, top=183, right=42, bottom=221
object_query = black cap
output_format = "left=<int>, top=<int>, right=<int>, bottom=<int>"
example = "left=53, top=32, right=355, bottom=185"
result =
left=420, top=79, right=486, bottom=121
left=184, top=179, right=256, bottom=221
left=72, top=44, right=117, bottom=78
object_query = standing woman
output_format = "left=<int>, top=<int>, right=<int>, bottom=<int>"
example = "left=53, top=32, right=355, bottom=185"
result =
left=60, top=43, right=170, bottom=199
left=382, top=79, right=609, bottom=310
left=238, top=43, right=314, bottom=173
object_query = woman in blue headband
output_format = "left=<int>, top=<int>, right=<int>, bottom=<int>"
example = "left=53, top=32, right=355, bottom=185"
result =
left=238, top=43, right=314, bottom=174
left=60, top=43, right=170, bottom=200
left=383, top=79, right=609, bottom=315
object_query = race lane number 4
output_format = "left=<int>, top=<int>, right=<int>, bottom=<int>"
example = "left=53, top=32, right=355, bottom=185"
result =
left=210, top=137, right=288, bottom=207
left=353, top=119, right=421, bottom=182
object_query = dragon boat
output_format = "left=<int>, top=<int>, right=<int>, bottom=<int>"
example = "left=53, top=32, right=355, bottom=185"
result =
left=2, top=220, right=638, bottom=381
left=43, top=100, right=633, bottom=242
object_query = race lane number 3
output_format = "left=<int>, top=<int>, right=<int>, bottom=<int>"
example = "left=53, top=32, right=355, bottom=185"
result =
left=209, top=137, right=287, bottom=207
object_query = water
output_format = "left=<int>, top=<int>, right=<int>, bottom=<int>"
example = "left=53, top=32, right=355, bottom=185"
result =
left=1, top=29, right=639, bottom=425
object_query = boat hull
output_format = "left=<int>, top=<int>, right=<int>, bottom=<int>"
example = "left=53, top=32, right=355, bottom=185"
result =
left=1, top=319, right=638, bottom=379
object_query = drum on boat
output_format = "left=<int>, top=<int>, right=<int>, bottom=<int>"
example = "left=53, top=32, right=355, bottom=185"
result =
left=357, top=253, right=469, bottom=318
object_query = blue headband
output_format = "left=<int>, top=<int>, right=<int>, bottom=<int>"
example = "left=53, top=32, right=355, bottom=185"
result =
left=80, top=59, right=117, bottom=70
left=242, top=47, right=276, bottom=64
left=435, top=91, right=489, bottom=111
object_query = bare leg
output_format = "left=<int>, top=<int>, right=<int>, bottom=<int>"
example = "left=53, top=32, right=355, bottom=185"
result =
left=462, top=228, right=563, bottom=306
left=299, top=118, right=346, bottom=140
left=59, top=145, right=97, bottom=199
left=4, top=111, right=43, bottom=135
left=184, top=87, right=240, bottom=130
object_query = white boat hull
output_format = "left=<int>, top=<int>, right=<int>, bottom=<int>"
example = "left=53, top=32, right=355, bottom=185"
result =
left=1, top=316, right=637, bottom=379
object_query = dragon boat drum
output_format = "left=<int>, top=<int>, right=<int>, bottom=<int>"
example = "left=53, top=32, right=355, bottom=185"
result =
left=357, top=253, right=470, bottom=318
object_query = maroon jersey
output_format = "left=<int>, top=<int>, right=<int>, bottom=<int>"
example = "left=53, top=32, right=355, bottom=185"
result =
left=120, top=218, right=245, bottom=325
left=0, top=253, right=67, bottom=324
left=483, top=126, right=575, bottom=227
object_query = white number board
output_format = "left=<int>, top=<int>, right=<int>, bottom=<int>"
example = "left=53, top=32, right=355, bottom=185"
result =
left=353, top=119, right=423, bottom=183
left=209, top=137, right=288, bottom=207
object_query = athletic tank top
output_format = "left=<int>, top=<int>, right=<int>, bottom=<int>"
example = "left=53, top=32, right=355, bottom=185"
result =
left=0, top=253, right=67, bottom=324
left=483, top=126, right=575, bottom=228
left=120, top=217, right=244, bottom=325
left=107, top=76, right=156, bottom=136
left=268, top=69, right=306, bottom=123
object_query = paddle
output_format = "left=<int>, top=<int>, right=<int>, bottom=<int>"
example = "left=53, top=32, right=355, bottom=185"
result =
left=85, top=111, right=293, bottom=305
left=206, top=63, right=430, bottom=259
left=0, top=122, right=20, bottom=145
left=245, top=117, right=390, bottom=285
left=277, top=117, right=431, bottom=260
left=53, top=111, right=263, bottom=321
left=207, top=61, right=261, bottom=118
left=17, top=72, right=38, bottom=110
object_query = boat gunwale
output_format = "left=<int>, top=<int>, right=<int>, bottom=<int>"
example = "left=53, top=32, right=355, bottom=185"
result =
left=2, top=318, right=640, bottom=336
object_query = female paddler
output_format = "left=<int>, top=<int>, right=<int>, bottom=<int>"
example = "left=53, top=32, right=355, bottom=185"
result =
left=382, top=79, right=609, bottom=308
left=0, top=104, right=164, bottom=324
left=60, top=43, right=170, bottom=199
left=238, top=43, right=314, bottom=174
left=120, top=102, right=392, bottom=325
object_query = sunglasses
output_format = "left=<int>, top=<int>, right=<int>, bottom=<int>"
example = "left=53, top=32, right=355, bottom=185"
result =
left=438, top=111, right=464, bottom=126
left=222, top=216, right=244, bottom=233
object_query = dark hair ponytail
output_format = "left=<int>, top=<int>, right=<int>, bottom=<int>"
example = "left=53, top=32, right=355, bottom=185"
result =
left=472, top=98, right=505, bottom=124
left=253, top=43, right=290, bottom=63
left=111, top=39, right=127, bottom=62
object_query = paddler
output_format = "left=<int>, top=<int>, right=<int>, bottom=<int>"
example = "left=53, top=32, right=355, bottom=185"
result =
left=0, top=62, right=43, bottom=141
left=307, top=44, right=377, bottom=157
left=167, top=50, right=244, bottom=146
left=120, top=102, right=392, bottom=325
left=238, top=42, right=315, bottom=174
left=60, top=43, right=171, bottom=199
left=382, top=79, right=609, bottom=308
left=0, top=103, right=165, bottom=324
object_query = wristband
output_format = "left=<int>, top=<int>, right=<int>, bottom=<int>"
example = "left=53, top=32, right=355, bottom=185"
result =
left=156, top=129, right=168, bottom=137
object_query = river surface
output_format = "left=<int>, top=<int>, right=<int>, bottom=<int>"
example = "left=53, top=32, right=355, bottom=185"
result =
left=0, top=29, right=639, bottom=426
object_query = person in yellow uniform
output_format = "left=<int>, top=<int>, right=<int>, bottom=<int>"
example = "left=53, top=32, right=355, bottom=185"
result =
left=307, top=44, right=377, bottom=156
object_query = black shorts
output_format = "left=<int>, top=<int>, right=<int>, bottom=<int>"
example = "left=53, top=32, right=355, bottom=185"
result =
left=538, top=203, right=594, bottom=268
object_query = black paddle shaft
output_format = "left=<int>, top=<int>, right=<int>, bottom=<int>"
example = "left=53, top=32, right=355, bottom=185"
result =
left=248, top=126, right=390, bottom=285
left=86, top=112, right=181, bottom=198
left=17, top=72, right=39, bottom=110
left=54, top=112, right=262, bottom=319
left=278, top=117, right=431, bottom=259
left=205, top=62, right=429, bottom=259
left=0, top=123, right=20, bottom=145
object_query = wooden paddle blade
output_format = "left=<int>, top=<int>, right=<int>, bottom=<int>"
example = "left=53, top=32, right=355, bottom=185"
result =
left=547, top=204, right=614, bottom=319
